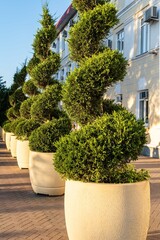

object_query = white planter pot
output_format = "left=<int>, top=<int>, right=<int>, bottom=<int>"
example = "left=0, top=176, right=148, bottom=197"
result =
left=29, top=151, right=65, bottom=196
left=16, top=140, right=29, bottom=169
left=65, top=180, right=150, bottom=240
left=2, top=129, right=6, bottom=141
left=5, top=132, right=14, bottom=150
left=10, top=135, right=17, bottom=158
left=0, top=126, right=2, bottom=138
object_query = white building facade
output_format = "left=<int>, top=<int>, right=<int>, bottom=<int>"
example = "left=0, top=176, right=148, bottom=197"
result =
left=54, top=0, right=160, bottom=157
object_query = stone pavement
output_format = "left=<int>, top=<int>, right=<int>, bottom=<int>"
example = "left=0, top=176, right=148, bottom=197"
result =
left=135, top=157, right=160, bottom=240
left=0, top=139, right=160, bottom=240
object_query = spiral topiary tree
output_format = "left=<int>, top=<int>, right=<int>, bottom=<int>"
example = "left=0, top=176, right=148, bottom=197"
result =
left=28, top=4, right=71, bottom=152
left=62, top=0, right=127, bottom=125
left=4, top=63, right=27, bottom=130
left=54, top=2, right=150, bottom=239
left=55, top=0, right=148, bottom=183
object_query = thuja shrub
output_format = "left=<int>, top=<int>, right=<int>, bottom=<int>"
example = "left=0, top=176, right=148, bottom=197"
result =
left=7, top=107, right=17, bottom=121
left=3, top=122, right=12, bottom=132
left=30, top=53, right=60, bottom=89
left=9, top=88, right=26, bottom=107
left=30, top=83, right=62, bottom=122
left=63, top=49, right=127, bottom=124
left=22, top=79, right=39, bottom=96
left=15, top=119, right=41, bottom=141
left=68, top=3, right=118, bottom=62
left=72, top=0, right=108, bottom=13
left=20, top=96, right=39, bottom=119
left=54, top=109, right=148, bottom=183
left=29, top=117, right=72, bottom=152
left=32, top=5, right=57, bottom=61
left=27, top=54, right=40, bottom=76
left=10, top=118, right=24, bottom=135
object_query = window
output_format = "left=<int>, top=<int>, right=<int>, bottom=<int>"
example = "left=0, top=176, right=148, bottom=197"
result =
left=60, top=69, right=64, bottom=82
left=116, top=94, right=123, bottom=104
left=66, top=63, right=72, bottom=77
left=140, top=19, right=149, bottom=54
left=117, top=30, right=124, bottom=53
left=139, top=90, right=149, bottom=124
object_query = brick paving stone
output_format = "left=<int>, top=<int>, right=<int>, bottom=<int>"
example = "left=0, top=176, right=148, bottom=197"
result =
left=0, top=139, right=68, bottom=240
left=0, top=139, right=160, bottom=240
left=135, top=156, right=160, bottom=240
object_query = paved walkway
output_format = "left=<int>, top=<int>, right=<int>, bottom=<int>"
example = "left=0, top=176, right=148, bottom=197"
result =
left=0, top=139, right=160, bottom=240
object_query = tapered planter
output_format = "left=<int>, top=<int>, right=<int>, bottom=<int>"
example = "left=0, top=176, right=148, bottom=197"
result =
left=0, top=127, right=2, bottom=139
left=10, top=135, right=17, bottom=158
left=29, top=151, right=65, bottom=196
left=5, top=132, right=14, bottom=150
left=17, top=140, right=29, bottom=169
left=65, top=180, right=150, bottom=240
left=2, top=129, right=6, bottom=141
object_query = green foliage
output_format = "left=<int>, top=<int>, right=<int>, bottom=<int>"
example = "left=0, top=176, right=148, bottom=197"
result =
left=63, top=49, right=127, bottom=125
left=30, top=83, right=62, bottom=122
left=27, top=54, right=40, bottom=75
left=72, top=0, right=108, bottom=13
left=10, top=118, right=24, bottom=135
left=32, top=5, right=57, bottom=60
left=9, top=62, right=27, bottom=93
left=68, top=3, right=118, bottom=62
left=3, top=121, right=12, bottom=132
left=102, top=99, right=125, bottom=114
left=22, top=79, right=39, bottom=96
left=20, top=96, right=39, bottom=119
left=0, top=77, right=10, bottom=126
left=107, top=164, right=150, bottom=183
left=15, top=119, right=41, bottom=140
left=9, top=88, right=27, bottom=107
left=29, top=117, right=72, bottom=152
left=7, top=107, right=17, bottom=121
left=54, top=109, right=147, bottom=183
left=30, top=53, right=60, bottom=89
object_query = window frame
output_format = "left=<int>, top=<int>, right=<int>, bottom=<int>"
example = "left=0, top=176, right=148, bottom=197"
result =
left=139, top=18, right=150, bottom=54
left=117, top=29, right=124, bottom=54
left=139, top=90, right=149, bottom=124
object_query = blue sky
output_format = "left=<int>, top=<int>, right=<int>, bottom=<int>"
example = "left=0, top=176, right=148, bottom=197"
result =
left=0, top=0, right=71, bottom=87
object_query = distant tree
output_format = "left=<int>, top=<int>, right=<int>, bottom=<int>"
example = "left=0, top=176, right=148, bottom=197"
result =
left=7, top=62, right=27, bottom=121
left=0, top=76, right=10, bottom=126
left=9, top=61, right=27, bottom=94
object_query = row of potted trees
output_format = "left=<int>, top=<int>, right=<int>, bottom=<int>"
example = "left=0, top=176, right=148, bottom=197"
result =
left=2, top=4, right=71, bottom=196
left=1, top=1, right=151, bottom=239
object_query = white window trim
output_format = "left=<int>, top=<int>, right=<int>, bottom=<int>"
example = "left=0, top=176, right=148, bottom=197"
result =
left=138, top=90, right=149, bottom=126
left=138, top=18, right=150, bottom=55
left=117, top=29, right=124, bottom=54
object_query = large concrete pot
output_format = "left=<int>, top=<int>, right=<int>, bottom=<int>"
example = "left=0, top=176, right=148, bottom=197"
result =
left=5, top=132, right=14, bottom=150
left=16, top=140, right=29, bottom=169
left=0, top=126, right=2, bottom=138
left=2, top=129, right=6, bottom=141
left=65, top=180, right=150, bottom=240
left=10, top=135, right=17, bottom=158
left=29, top=151, right=65, bottom=196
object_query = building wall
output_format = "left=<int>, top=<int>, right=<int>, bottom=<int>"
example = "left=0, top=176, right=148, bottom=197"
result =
left=108, top=0, right=160, bottom=145
left=55, top=0, right=160, bottom=145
